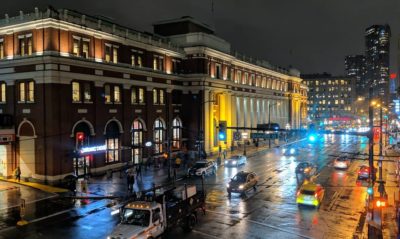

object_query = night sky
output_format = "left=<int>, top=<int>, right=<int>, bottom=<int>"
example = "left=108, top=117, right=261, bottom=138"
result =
left=3, top=0, right=400, bottom=75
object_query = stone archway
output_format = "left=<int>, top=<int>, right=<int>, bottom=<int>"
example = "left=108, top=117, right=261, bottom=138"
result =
left=17, top=119, right=36, bottom=178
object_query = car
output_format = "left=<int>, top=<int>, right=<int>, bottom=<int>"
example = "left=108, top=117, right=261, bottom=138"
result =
left=224, top=155, right=247, bottom=167
left=296, top=182, right=325, bottom=207
left=357, top=165, right=377, bottom=180
left=282, top=146, right=298, bottom=156
left=227, top=171, right=258, bottom=196
left=333, top=155, right=351, bottom=169
left=188, top=161, right=217, bottom=177
left=295, top=162, right=316, bottom=176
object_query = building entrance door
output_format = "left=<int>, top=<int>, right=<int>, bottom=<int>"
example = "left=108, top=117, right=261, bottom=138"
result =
left=74, top=155, right=91, bottom=178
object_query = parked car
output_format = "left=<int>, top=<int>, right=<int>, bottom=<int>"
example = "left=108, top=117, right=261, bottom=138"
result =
left=296, top=182, right=325, bottom=208
left=226, top=171, right=258, bottom=196
left=333, top=155, right=351, bottom=169
left=188, top=161, right=217, bottom=177
left=295, top=162, right=316, bottom=177
left=225, top=155, right=247, bottom=167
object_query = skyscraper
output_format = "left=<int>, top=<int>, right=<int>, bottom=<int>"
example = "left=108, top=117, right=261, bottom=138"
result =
left=345, top=55, right=366, bottom=97
left=365, top=25, right=391, bottom=102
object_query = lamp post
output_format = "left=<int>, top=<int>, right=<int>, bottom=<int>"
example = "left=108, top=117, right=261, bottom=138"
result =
left=144, top=141, right=152, bottom=168
left=268, top=102, right=280, bottom=148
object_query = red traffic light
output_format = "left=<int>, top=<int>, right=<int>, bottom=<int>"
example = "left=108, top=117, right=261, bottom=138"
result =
left=76, top=132, right=84, bottom=141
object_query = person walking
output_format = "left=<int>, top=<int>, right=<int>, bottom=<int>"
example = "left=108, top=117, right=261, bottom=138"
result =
left=14, top=167, right=21, bottom=182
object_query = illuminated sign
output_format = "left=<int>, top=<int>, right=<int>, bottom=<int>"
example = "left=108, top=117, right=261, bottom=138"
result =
left=80, top=145, right=107, bottom=154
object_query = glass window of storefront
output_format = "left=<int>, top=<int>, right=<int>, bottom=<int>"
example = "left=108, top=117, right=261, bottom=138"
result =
left=153, top=119, right=164, bottom=154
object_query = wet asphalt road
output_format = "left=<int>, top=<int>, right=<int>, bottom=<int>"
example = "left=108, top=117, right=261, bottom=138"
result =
left=0, top=134, right=371, bottom=239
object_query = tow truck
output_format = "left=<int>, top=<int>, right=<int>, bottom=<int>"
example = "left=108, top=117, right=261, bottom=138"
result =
left=108, top=182, right=206, bottom=239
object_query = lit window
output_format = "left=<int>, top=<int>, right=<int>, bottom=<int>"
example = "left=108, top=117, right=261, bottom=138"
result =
left=159, top=90, right=164, bottom=104
left=104, top=85, right=111, bottom=103
left=0, top=40, right=4, bottom=59
left=27, top=81, right=34, bottom=102
left=113, top=47, right=118, bottom=63
left=131, top=55, right=135, bottom=66
left=153, top=89, right=158, bottom=104
left=19, top=82, right=25, bottom=102
left=105, top=44, right=111, bottom=62
left=82, top=41, right=89, bottom=58
left=137, top=55, right=143, bottom=67
left=138, top=88, right=144, bottom=103
left=73, top=38, right=80, bottom=56
left=131, top=87, right=137, bottom=104
left=83, top=82, right=91, bottom=102
left=114, top=86, right=121, bottom=103
left=18, top=80, right=35, bottom=103
left=236, top=71, right=241, bottom=84
left=72, top=82, right=80, bottom=102
left=0, top=82, right=5, bottom=103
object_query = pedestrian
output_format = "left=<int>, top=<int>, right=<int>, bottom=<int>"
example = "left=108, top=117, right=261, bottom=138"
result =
left=136, top=164, right=142, bottom=178
left=126, top=167, right=134, bottom=193
left=14, top=167, right=21, bottom=182
left=223, top=150, right=227, bottom=160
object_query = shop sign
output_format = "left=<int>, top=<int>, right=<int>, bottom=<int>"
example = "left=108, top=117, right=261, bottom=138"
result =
left=80, top=145, right=107, bottom=154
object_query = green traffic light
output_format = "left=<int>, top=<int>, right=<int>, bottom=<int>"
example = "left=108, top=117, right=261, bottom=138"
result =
left=367, top=187, right=373, bottom=195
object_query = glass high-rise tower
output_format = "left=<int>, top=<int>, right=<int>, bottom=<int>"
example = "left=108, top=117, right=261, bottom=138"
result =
left=365, top=25, right=391, bottom=102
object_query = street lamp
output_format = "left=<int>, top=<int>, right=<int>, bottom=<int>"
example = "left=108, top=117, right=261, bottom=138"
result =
left=144, top=141, right=152, bottom=167
left=268, top=102, right=280, bottom=148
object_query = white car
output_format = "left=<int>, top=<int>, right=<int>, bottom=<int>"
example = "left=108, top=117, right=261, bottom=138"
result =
left=333, top=156, right=351, bottom=169
left=225, top=155, right=247, bottom=167
left=188, top=161, right=217, bottom=176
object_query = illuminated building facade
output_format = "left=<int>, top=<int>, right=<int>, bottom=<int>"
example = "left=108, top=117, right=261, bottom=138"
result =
left=345, top=55, right=365, bottom=97
left=302, top=73, right=356, bottom=127
left=365, top=25, right=390, bottom=103
left=0, top=8, right=307, bottom=183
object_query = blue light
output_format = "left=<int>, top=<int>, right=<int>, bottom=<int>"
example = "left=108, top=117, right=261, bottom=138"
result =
left=309, top=135, right=316, bottom=142
left=367, top=187, right=373, bottom=195
left=219, top=133, right=226, bottom=140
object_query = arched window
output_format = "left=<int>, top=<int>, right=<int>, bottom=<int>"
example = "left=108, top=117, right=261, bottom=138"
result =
left=172, top=118, right=182, bottom=149
left=105, top=121, right=120, bottom=163
left=154, top=119, right=164, bottom=154
left=132, top=120, right=144, bottom=164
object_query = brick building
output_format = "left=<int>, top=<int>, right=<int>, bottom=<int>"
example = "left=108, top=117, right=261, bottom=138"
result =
left=0, top=8, right=307, bottom=183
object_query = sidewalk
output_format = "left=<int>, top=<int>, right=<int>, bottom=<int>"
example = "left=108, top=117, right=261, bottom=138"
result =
left=0, top=177, right=68, bottom=193
left=359, top=148, right=399, bottom=238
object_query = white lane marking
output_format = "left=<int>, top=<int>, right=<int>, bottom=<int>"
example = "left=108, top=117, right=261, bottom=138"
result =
left=28, top=208, right=72, bottom=223
left=192, top=229, right=221, bottom=239
left=206, top=209, right=313, bottom=239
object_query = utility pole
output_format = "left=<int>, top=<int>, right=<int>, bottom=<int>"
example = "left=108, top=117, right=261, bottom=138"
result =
left=368, top=87, right=375, bottom=227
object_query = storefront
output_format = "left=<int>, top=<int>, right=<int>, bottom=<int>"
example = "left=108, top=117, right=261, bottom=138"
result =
left=73, top=121, right=93, bottom=177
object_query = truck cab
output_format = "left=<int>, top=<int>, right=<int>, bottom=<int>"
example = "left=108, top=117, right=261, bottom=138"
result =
left=108, top=201, right=166, bottom=239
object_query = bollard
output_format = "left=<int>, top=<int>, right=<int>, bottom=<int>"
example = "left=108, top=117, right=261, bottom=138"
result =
left=17, top=199, right=28, bottom=226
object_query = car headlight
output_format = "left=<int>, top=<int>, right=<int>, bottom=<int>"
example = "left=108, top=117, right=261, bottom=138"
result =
left=239, top=184, right=244, bottom=189
left=226, top=183, right=230, bottom=188
left=225, top=160, right=228, bottom=164
left=233, top=160, right=237, bottom=164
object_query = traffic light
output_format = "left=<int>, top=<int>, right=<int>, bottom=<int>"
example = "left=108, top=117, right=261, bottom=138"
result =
left=76, top=132, right=85, bottom=149
left=374, top=198, right=387, bottom=208
left=367, top=187, right=373, bottom=195
left=308, top=134, right=316, bottom=142
left=218, top=121, right=227, bottom=141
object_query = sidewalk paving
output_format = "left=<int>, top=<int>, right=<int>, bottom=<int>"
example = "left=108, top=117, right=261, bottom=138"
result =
left=0, top=177, right=68, bottom=193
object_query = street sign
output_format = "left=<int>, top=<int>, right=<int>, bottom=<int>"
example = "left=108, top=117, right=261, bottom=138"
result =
left=250, top=133, right=275, bottom=139
left=233, top=132, right=241, bottom=141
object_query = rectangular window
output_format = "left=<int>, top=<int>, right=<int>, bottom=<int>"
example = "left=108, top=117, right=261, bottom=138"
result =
left=153, top=57, right=158, bottom=70
left=153, top=89, right=158, bottom=104
left=114, top=86, right=121, bottom=103
left=236, top=71, right=241, bottom=84
left=104, top=85, right=111, bottom=103
left=0, top=40, right=4, bottom=59
left=138, top=88, right=144, bottom=103
left=19, top=82, right=25, bottom=102
left=112, top=47, right=118, bottom=63
left=131, top=88, right=137, bottom=104
left=19, top=38, right=25, bottom=56
left=73, top=38, right=80, bottom=56
left=230, top=69, right=235, bottom=81
left=137, top=55, right=143, bottom=67
left=0, top=82, right=5, bottom=103
left=159, top=90, right=164, bottom=104
left=83, top=82, right=91, bottom=102
left=82, top=40, right=89, bottom=59
left=105, top=44, right=111, bottom=62
left=215, top=64, right=221, bottom=79
left=131, top=55, right=135, bottom=66
left=72, top=82, right=81, bottom=102
left=158, top=57, right=164, bottom=71
left=27, top=81, right=34, bottom=102
left=27, top=37, right=32, bottom=55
